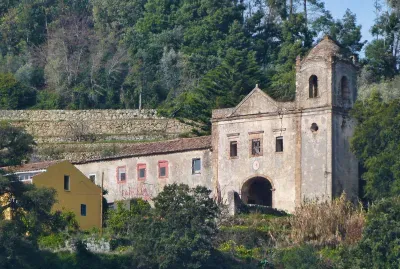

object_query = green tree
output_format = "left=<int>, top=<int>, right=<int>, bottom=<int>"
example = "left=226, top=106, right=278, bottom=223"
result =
left=0, top=121, right=35, bottom=167
left=0, top=73, right=36, bottom=109
left=107, top=184, right=219, bottom=269
left=352, top=197, right=400, bottom=268
left=351, top=90, right=400, bottom=200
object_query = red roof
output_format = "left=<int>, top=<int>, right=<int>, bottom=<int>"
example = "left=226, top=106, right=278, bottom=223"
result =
left=74, top=136, right=212, bottom=164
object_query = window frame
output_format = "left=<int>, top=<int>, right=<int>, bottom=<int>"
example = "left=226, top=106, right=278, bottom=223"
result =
left=229, top=141, right=238, bottom=158
left=250, top=138, right=263, bottom=157
left=116, top=166, right=127, bottom=184
left=276, top=136, right=284, bottom=152
left=137, top=163, right=147, bottom=181
left=192, top=158, right=201, bottom=174
left=80, top=204, right=87, bottom=216
left=158, top=160, right=168, bottom=179
left=64, top=175, right=70, bottom=191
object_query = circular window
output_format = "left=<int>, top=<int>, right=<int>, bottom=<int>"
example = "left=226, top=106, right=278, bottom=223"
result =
left=310, top=123, right=319, bottom=132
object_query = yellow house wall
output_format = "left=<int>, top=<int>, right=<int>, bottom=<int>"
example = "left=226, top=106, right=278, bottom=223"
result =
left=33, top=161, right=101, bottom=230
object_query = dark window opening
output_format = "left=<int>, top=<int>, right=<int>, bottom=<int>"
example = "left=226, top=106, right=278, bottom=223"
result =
left=276, top=136, right=283, bottom=152
left=89, top=174, right=96, bottom=182
left=251, top=139, right=261, bottom=156
left=64, top=175, right=70, bottom=191
left=81, top=204, right=86, bottom=216
left=309, top=75, right=318, bottom=98
left=159, top=167, right=166, bottom=177
left=139, top=169, right=146, bottom=180
left=192, top=158, right=201, bottom=174
left=117, top=167, right=126, bottom=182
left=341, top=76, right=350, bottom=100
left=158, top=161, right=168, bottom=178
left=230, top=141, right=238, bottom=157
left=311, top=123, right=319, bottom=132
left=137, top=164, right=146, bottom=180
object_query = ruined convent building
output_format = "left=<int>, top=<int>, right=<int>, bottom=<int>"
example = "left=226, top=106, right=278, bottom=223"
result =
left=74, top=36, right=358, bottom=212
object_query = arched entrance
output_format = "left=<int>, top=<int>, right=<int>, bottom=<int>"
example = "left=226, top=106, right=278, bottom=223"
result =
left=241, top=177, right=273, bottom=206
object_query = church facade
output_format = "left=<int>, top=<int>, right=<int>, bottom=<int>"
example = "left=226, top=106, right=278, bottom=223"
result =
left=75, top=36, right=359, bottom=213
left=212, top=36, right=358, bottom=211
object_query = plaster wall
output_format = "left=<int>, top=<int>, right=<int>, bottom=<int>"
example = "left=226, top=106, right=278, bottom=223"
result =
left=33, top=161, right=101, bottom=230
left=213, top=113, right=299, bottom=212
left=332, top=114, right=359, bottom=200
left=75, top=149, right=213, bottom=203
left=300, top=109, right=333, bottom=202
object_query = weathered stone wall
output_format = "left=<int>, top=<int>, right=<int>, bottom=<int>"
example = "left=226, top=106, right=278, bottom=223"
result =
left=0, top=109, right=194, bottom=143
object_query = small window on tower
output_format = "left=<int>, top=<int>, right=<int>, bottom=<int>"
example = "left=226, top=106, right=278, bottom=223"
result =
left=341, top=76, right=350, bottom=100
left=230, top=141, right=238, bottom=157
left=309, top=75, right=318, bottom=98
left=251, top=139, right=262, bottom=156
left=276, top=136, right=283, bottom=152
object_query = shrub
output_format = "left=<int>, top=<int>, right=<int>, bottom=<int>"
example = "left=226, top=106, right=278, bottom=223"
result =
left=290, top=194, right=364, bottom=247
left=351, top=197, right=400, bottom=268
left=273, top=245, right=328, bottom=269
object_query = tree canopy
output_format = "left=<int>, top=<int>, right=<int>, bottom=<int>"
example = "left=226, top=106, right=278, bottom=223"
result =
left=0, top=0, right=368, bottom=128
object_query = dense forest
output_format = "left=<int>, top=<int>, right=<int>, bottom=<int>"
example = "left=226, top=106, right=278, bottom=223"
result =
left=0, top=0, right=399, bottom=124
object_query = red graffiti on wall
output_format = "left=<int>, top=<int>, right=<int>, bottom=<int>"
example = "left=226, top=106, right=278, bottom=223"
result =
left=121, top=183, right=154, bottom=201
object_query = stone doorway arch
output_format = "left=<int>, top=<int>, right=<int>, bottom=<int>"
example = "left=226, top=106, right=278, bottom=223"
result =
left=241, top=177, right=273, bottom=206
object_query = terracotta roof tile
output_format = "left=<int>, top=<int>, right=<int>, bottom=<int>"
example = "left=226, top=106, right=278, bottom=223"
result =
left=74, top=136, right=212, bottom=164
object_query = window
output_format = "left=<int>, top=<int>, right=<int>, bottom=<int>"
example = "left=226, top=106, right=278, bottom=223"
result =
left=230, top=141, right=238, bottom=157
left=137, top=163, right=146, bottom=181
left=64, top=175, right=70, bottom=191
left=341, top=76, right=350, bottom=100
left=276, top=136, right=283, bottom=152
left=81, top=204, right=87, bottom=216
left=309, top=75, right=318, bottom=98
left=251, top=139, right=262, bottom=156
left=117, top=166, right=126, bottom=183
left=192, top=158, right=201, bottom=174
left=89, top=174, right=96, bottom=183
left=158, top=161, right=168, bottom=178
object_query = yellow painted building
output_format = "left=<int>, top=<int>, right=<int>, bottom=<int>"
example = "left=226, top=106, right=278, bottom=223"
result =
left=32, top=161, right=102, bottom=230
left=2, top=161, right=102, bottom=230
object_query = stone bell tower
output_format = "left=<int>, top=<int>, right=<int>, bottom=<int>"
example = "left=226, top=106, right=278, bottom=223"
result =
left=294, top=35, right=359, bottom=203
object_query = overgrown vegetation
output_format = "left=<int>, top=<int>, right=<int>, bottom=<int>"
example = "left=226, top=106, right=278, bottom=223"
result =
left=0, top=0, right=382, bottom=130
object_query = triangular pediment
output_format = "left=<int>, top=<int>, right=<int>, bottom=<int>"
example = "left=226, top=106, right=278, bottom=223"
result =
left=229, top=87, right=281, bottom=117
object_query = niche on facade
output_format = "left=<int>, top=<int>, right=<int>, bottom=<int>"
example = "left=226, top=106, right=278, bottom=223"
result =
left=241, top=177, right=273, bottom=206
left=341, top=76, right=350, bottom=101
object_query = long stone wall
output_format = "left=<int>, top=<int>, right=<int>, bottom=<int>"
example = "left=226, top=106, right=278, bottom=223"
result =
left=0, top=109, right=194, bottom=143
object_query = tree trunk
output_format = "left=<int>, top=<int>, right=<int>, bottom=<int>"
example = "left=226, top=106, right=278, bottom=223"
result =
left=290, top=0, right=293, bottom=18
left=304, top=0, right=308, bottom=26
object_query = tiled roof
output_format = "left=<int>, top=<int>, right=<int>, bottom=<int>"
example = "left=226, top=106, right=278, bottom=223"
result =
left=1, top=160, right=60, bottom=173
left=74, top=136, right=212, bottom=164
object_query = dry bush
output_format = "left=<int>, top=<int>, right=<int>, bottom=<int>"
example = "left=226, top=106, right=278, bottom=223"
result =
left=290, top=194, right=365, bottom=247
